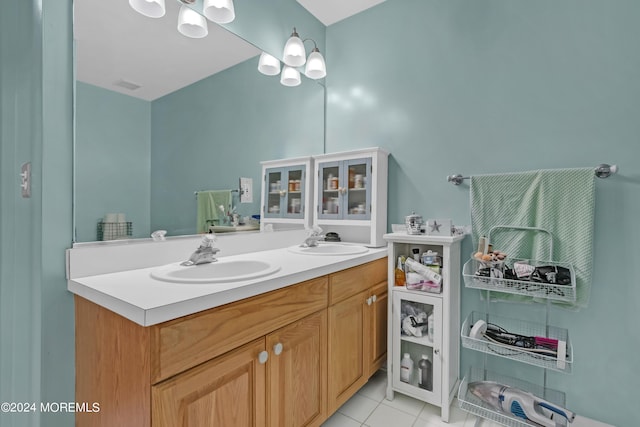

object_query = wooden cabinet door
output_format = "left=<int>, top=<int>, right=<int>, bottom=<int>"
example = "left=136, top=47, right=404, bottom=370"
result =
left=267, top=310, right=327, bottom=427
left=366, top=281, right=388, bottom=377
left=152, top=338, right=266, bottom=427
left=327, top=289, right=368, bottom=413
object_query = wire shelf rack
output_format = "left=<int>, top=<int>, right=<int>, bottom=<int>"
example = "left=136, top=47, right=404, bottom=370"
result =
left=461, top=311, right=572, bottom=373
left=97, top=221, right=132, bottom=241
left=462, top=257, right=576, bottom=303
left=458, top=366, right=569, bottom=427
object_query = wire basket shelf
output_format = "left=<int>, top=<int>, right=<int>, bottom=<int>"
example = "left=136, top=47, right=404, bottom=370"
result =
left=458, top=366, right=568, bottom=427
left=462, top=257, right=576, bottom=303
left=97, top=221, right=132, bottom=241
left=461, top=311, right=572, bottom=373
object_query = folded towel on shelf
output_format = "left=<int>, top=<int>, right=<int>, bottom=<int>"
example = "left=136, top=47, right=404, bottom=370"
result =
left=471, top=168, right=595, bottom=309
left=196, top=190, right=232, bottom=233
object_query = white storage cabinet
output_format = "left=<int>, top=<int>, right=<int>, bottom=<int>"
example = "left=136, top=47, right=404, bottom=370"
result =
left=313, top=148, right=388, bottom=247
left=384, top=233, right=464, bottom=422
left=260, top=156, right=313, bottom=231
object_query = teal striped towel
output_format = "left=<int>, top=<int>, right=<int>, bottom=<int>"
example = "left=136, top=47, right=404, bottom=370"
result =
left=471, top=168, right=595, bottom=309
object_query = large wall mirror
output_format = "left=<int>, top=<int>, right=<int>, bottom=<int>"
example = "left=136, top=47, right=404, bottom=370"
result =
left=73, top=0, right=326, bottom=243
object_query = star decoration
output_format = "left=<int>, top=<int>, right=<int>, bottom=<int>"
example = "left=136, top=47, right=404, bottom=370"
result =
left=430, top=220, right=441, bottom=233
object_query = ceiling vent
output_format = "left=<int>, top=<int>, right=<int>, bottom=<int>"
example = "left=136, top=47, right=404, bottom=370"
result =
left=114, top=79, right=142, bottom=91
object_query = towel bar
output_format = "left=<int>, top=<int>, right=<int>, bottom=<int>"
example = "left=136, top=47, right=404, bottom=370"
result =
left=447, top=164, right=618, bottom=185
left=194, top=189, right=239, bottom=197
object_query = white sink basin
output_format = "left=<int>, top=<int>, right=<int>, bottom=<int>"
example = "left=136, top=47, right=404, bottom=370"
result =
left=150, top=259, right=280, bottom=284
left=287, top=243, right=369, bottom=256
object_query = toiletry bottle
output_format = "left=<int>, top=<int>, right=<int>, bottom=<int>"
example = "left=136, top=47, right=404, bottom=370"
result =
left=400, top=353, right=413, bottom=383
left=418, top=354, right=432, bottom=391
left=478, top=235, right=488, bottom=255
left=395, top=256, right=406, bottom=286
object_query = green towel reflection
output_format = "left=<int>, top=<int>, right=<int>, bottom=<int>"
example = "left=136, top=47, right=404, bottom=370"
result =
left=196, top=190, right=232, bottom=233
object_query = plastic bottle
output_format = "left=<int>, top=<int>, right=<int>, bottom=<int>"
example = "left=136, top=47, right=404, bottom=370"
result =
left=400, top=353, right=413, bottom=383
left=395, top=256, right=406, bottom=286
left=418, top=354, right=432, bottom=391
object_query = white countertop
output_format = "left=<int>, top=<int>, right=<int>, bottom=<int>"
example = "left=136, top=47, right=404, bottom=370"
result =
left=68, top=244, right=387, bottom=327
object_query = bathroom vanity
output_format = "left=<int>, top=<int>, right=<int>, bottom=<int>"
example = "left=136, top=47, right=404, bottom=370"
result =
left=67, top=230, right=387, bottom=427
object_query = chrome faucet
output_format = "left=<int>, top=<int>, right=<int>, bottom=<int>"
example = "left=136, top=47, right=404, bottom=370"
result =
left=301, top=226, right=324, bottom=248
left=181, top=234, right=220, bottom=266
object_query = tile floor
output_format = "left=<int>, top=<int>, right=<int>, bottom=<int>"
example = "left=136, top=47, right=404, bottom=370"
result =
left=320, top=370, right=495, bottom=427
left=321, top=370, right=610, bottom=427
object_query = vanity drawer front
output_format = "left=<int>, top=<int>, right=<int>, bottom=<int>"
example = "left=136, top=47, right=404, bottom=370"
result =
left=329, top=258, right=387, bottom=305
left=151, top=276, right=328, bottom=383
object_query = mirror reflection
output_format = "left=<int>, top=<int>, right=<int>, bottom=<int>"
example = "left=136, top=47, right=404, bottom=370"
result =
left=73, top=0, right=325, bottom=242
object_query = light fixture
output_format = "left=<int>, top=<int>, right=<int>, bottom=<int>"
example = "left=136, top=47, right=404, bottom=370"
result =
left=304, top=45, right=326, bottom=79
left=129, top=0, right=166, bottom=18
left=203, top=0, right=235, bottom=24
left=177, top=4, right=208, bottom=39
left=260, top=27, right=326, bottom=86
left=130, top=0, right=236, bottom=39
left=257, top=52, right=281, bottom=76
left=280, top=66, right=301, bottom=87
left=282, top=28, right=306, bottom=67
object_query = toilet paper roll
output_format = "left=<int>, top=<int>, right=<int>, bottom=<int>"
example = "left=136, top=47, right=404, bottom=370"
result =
left=116, top=213, right=126, bottom=223
left=104, top=213, right=117, bottom=223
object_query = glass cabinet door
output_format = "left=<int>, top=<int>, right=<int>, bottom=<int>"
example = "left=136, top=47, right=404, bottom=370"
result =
left=318, top=161, right=341, bottom=220
left=317, top=158, right=371, bottom=220
left=282, top=165, right=305, bottom=219
left=344, top=158, right=371, bottom=220
left=264, top=166, right=305, bottom=219
left=264, top=168, right=284, bottom=218
left=392, top=290, right=442, bottom=406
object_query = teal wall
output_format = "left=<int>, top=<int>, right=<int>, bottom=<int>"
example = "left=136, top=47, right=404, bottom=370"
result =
left=1, top=0, right=74, bottom=426
left=75, top=82, right=151, bottom=241
left=150, top=57, right=324, bottom=235
left=325, top=1, right=639, bottom=425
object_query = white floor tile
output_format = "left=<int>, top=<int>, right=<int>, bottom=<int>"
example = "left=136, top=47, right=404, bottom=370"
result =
left=357, top=371, right=388, bottom=402
left=412, top=417, right=441, bottom=427
left=417, top=402, right=442, bottom=421
left=382, top=393, right=426, bottom=417
left=337, top=393, right=380, bottom=423
left=414, top=403, right=467, bottom=427
left=448, top=405, right=469, bottom=426
left=320, top=411, right=362, bottom=427
left=364, top=403, right=418, bottom=427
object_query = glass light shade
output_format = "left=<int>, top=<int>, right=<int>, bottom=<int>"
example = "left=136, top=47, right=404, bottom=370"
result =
left=258, top=52, right=281, bottom=76
left=203, top=0, right=235, bottom=24
left=129, top=0, right=166, bottom=18
left=177, top=5, right=208, bottom=39
left=304, top=49, right=326, bottom=79
left=282, top=30, right=306, bottom=67
left=280, top=66, right=301, bottom=87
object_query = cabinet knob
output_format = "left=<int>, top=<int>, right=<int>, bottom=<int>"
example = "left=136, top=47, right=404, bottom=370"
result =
left=258, top=350, right=269, bottom=364
left=372, top=294, right=377, bottom=303
left=279, top=190, right=287, bottom=196
left=338, top=187, right=347, bottom=195
left=366, top=297, right=372, bottom=306
left=273, top=342, right=283, bottom=356
left=434, top=349, right=440, bottom=355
